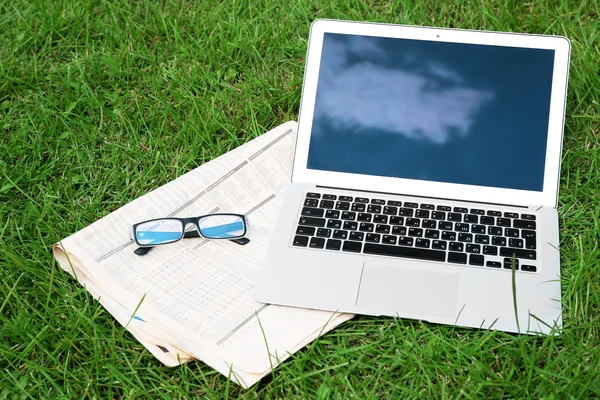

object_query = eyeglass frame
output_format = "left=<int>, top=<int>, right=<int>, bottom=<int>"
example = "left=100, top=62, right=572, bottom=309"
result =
left=131, top=213, right=248, bottom=248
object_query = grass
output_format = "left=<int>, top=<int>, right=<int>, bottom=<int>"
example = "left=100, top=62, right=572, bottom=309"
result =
left=1, top=0, right=599, bottom=398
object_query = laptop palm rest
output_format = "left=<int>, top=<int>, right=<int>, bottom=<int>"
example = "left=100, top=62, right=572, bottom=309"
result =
left=356, top=262, right=459, bottom=319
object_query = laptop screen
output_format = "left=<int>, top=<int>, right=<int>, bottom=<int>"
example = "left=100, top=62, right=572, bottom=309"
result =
left=306, top=33, right=556, bottom=192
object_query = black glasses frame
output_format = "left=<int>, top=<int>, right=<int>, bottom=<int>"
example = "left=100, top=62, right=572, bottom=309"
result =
left=132, top=213, right=247, bottom=247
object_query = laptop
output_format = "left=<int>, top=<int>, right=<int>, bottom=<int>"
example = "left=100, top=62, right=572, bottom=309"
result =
left=256, top=20, right=570, bottom=334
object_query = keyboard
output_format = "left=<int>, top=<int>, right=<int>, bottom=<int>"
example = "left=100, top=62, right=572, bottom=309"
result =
left=292, top=192, right=539, bottom=273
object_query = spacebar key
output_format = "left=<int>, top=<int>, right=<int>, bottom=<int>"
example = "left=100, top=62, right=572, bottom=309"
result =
left=363, top=243, right=446, bottom=262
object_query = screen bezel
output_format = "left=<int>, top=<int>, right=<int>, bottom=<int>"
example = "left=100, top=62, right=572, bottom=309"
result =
left=292, top=20, right=570, bottom=208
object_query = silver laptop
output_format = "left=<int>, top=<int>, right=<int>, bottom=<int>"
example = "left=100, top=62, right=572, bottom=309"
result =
left=256, top=20, right=570, bottom=334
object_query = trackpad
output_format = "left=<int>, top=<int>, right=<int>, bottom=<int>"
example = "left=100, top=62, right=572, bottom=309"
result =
left=357, top=262, right=458, bottom=319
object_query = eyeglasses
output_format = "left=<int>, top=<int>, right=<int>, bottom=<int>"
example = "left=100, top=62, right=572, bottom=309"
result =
left=131, top=213, right=247, bottom=250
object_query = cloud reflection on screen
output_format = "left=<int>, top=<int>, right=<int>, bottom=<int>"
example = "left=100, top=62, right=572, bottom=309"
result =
left=312, top=35, right=495, bottom=145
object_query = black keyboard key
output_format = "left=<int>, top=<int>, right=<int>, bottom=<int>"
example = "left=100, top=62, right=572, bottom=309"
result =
left=421, top=203, right=435, bottom=210
left=357, top=213, right=372, bottom=222
left=390, top=216, right=404, bottom=225
left=448, top=252, right=467, bottom=264
left=438, top=221, right=453, bottom=230
left=464, top=214, right=479, bottom=223
left=497, top=218, right=511, bottom=227
left=454, top=207, right=468, bottom=213
left=309, top=237, right=325, bottom=249
left=322, top=194, right=337, bottom=200
left=415, top=238, right=431, bottom=248
left=480, top=216, right=495, bottom=225
left=296, top=226, right=315, bottom=236
left=333, top=230, right=348, bottom=239
left=488, top=226, right=503, bottom=236
left=371, top=198, right=385, bottom=205
left=306, top=192, right=320, bottom=198
left=471, top=209, right=485, bottom=215
left=316, top=228, right=332, bottom=238
left=349, top=231, right=364, bottom=241
left=503, top=257, right=519, bottom=270
left=404, top=202, right=418, bottom=208
left=366, top=233, right=381, bottom=243
left=486, top=261, right=502, bottom=268
left=302, top=207, right=324, bottom=217
left=505, top=228, right=519, bottom=237
left=522, top=230, right=536, bottom=249
left=431, top=211, right=446, bottom=220
left=504, top=212, right=519, bottom=218
left=293, top=235, right=309, bottom=247
left=442, top=231, right=456, bottom=241
left=351, top=203, right=366, bottom=212
left=521, top=214, right=536, bottom=220
left=471, top=225, right=486, bottom=234
left=367, top=205, right=382, bottom=213
left=509, top=238, right=524, bottom=248
left=500, top=247, right=536, bottom=260
left=355, top=197, right=369, bottom=203
left=408, top=227, right=423, bottom=237
left=341, top=211, right=357, bottom=220
left=422, top=220, right=437, bottom=228
left=325, top=209, right=340, bottom=219
left=392, top=226, right=406, bottom=235
left=399, top=208, right=414, bottom=217
left=469, top=254, right=485, bottom=266
left=376, top=224, right=391, bottom=234
left=458, top=233, right=473, bottom=242
left=425, top=229, right=440, bottom=239
left=466, top=244, right=481, bottom=254
left=335, top=201, right=351, bottom=211
left=304, top=198, right=319, bottom=207
left=415, top=209, right=430, bottom=218
left=492, top=236, right=507, bottom=246
left=339, top=196, right=353, bottom=202
left=382, top=235, right=397, bottom=245
left=343, top=221, right=358, bottom=230
left=398, top=236, right=414, bottom=246
left=320, top=200, right=335, bottom=209
left=383, top=206, right=398, bottom=215
left=514, top=219, right=536, bottom=229
left=406, top=218, right=421, bottom=227
left=373, top=214, right=388, bottom=224
left=363, top=243, right=446, bottom=262
left=343, top=240, right=362, bottom=252
left=483, top=245, right=498, bottom=255
left=327, top=219, right=342, bottom=229
left=387, top=200, right=402, bottom=206
left=521, top=264, right=537, bottom=272
left=447, top=212, right=462, bottom=222
left=359, top=222, right=374, bottom=232
left=487, top=210, right=502, bottom=217
left=456, top=223, right=470, bottom=232
left=299, top=216, right=326, bottom=227
left=449, top=242, right=464, bottom=252
left=475, top=234, right=490, bottom=244
left=326, top=239, right=342, bottom=250
left=432, top=240, right=447, bottom=250
left=437, top=205, right=452, bottom=211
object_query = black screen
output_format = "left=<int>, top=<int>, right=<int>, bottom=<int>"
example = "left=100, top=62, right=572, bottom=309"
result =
left=306, top=33, right=555, bottom=191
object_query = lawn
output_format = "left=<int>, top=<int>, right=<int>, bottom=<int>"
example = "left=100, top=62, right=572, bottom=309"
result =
left=1, top=0, right=599, bottom=398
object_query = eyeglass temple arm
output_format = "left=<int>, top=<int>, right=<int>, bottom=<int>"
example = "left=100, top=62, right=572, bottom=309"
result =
left=133, top=231, right=250, bottom=255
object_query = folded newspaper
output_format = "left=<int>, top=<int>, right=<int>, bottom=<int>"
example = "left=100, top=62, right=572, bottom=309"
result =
left=53, top=121, right=354, bottom=388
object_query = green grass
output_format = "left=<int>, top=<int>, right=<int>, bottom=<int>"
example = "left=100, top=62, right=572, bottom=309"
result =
left=1, top=0, right=599, bottom=398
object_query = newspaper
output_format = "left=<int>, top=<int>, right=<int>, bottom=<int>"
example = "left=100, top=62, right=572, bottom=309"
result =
left=53, top=121, right=354, bottom=388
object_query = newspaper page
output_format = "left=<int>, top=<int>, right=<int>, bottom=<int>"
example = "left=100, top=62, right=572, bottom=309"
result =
left=53, top=121, right=354, bottom=388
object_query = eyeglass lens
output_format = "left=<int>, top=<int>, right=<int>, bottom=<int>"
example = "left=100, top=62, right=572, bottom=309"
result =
left=198, top=215, right=245, bottom=238
left=135, top=219, right=183, bottom=245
